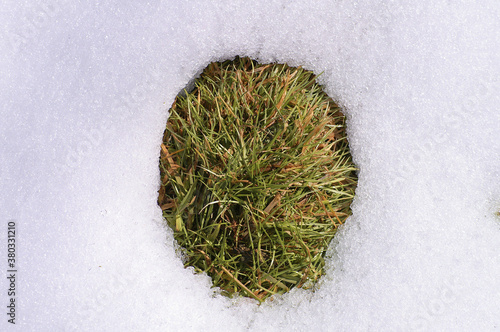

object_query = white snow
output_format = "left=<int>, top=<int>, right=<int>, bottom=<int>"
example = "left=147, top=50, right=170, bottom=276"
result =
left=1, top=0, right=499, bottom=331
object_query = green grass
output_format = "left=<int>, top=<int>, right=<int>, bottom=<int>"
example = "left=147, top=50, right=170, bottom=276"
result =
left=158, top=56, right=357, bottom=302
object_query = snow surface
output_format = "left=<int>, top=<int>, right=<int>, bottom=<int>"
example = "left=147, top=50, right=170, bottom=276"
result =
left=1, top=0, right=499, bottom=331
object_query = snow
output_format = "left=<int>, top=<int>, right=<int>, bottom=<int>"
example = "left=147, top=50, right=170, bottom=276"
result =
left=1, top=0, right=499, bottom=331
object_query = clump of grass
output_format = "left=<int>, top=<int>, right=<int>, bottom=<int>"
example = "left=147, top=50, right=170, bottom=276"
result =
left=158, top=56, right=357, bottom=302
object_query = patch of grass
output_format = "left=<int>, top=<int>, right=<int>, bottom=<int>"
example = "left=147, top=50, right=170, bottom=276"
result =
left=158, top=56, right=357, bottom=302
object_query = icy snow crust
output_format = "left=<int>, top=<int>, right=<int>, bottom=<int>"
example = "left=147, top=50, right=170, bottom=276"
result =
left=1, top=1, right=499, bottom=331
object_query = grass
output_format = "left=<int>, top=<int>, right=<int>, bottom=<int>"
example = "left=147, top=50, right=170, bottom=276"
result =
left=158, top=56, right=358, bottom=303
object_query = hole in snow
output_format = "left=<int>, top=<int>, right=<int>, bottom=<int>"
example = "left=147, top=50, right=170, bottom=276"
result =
left=158, top=56, right=358, bottom=302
